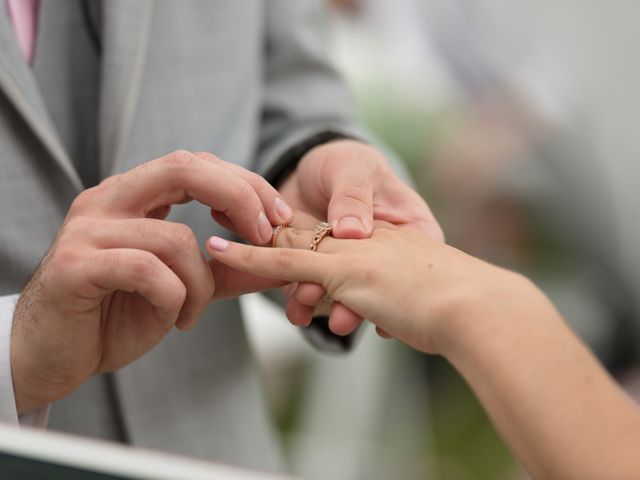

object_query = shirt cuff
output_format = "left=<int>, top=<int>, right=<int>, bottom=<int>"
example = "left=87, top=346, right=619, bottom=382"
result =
left=0, top=294, right=50, bottom=428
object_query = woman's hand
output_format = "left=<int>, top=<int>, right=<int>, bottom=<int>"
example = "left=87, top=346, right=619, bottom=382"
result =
left=207, top=225, right=525, bottom=355
left=208, top=225, right=640, bottom=480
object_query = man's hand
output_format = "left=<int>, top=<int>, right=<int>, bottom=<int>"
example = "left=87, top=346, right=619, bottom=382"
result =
left=10, top=150, right=293, bottom=414
left=277, top=139, right=444, bottom=335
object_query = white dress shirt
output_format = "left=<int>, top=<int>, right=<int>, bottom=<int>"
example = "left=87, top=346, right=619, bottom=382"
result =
left=0, top=293, right=48, bottom=427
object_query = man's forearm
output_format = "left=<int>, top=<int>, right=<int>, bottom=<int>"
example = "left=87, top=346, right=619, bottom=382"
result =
left=444, top=277, right=640, bottom=479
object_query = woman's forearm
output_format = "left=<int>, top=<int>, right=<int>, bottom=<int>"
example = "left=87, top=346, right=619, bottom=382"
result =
left=206, top=227, right=640, bottom=477
left=443, top=275, right=640, bottom=479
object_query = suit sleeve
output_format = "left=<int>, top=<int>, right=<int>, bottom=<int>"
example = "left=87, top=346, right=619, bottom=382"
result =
left=256, top=0, right=385, bottom=183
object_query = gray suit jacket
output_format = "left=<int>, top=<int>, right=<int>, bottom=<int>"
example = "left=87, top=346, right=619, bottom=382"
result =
left=0, top=0, right=370, bottom=472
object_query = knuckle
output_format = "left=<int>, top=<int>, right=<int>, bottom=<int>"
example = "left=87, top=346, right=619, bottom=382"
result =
left=130, top=252, right=158, bottom=279
left=97, top=174, right=120, bottom=190
left=169, top=283, right=188, bottom=310
left=239, top=245, right=256, bottom=265
left=281, top=227, right=304, bottom=249
left=162, top=150, right=195, bottom=172
left=169, top=223, right=197, bottom=252
left=51, top=244, right=81, bottom=269
left=95, top=175, right=121, bottom=198
left=192, top=151, right=220, bottom=164
left=61, top=215, right=91, bottom=239
left=232, top=179, right=257, bottom=205
left=70, top=176, right=120, bottom=214
left=45, top=247, right=85, bottom=290
left=361, top=266, right=381, bottom=286
left=244, top=170, right=265, bottom=188
left=70, top=188, right=97, bottom=214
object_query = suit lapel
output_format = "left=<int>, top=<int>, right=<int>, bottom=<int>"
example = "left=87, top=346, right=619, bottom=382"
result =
left=98, top=0, right=154, bottom=176
left=0, top=10, right=83, bottom=191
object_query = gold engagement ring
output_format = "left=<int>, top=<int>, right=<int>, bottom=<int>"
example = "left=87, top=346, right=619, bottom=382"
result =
left=270, top=223, right=290, bottom=248
left=310, top=222, right=333, bottom=251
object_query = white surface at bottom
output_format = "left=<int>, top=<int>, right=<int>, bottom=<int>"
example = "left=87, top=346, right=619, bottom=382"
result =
left=0, top=423, right=295, bottom=480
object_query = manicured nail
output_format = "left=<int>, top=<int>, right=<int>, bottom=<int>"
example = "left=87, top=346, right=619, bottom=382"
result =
left=208, top=236, right=229, bottom=252
left=338, top=216, right=365, bottom=232
left=275, top=197, right=293, bottom=222
left=258, top=211, right=272, bottom=244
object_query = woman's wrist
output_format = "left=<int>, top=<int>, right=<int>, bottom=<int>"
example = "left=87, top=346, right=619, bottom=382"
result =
left=432, top=268, right=543, bottom=361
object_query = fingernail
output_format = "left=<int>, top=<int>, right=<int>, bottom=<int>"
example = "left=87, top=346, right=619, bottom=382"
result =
left=208, top=236, right=229, bottom=252
left=338, top=216, right=365, bottom=232
left=275, top=197, right=293, bottom=222
left=258, top=211, right=272, bottom=244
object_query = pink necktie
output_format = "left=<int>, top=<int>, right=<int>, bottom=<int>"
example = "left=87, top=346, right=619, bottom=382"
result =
left=5, top=0, right=40, bottom=64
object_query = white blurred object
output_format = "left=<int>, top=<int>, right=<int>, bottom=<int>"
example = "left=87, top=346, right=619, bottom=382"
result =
left=241, top=294, right=312, bottom=365
left=0, top=423, right=294, bottom=479
left=242, top=294, right=432, bottom=480
left=328, top=0, right=457, bottom=110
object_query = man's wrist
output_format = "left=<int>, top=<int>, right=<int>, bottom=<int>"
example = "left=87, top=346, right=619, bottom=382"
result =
left=10, top=325, right=65, bottom=415
left=11, top=335, right=44, bottom=415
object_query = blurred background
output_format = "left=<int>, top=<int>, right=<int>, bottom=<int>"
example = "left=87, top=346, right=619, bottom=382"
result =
left=244, top=1, right=640, bottom=479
